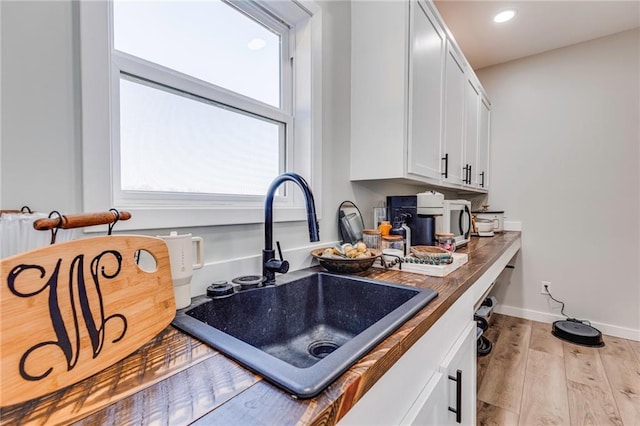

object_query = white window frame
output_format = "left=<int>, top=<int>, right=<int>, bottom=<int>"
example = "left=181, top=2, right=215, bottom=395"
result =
left=79, top=0, right=322, bottom=231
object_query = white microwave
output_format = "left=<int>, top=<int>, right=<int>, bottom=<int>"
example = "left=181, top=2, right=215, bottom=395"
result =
left=436, top=200, right=472, bottom=247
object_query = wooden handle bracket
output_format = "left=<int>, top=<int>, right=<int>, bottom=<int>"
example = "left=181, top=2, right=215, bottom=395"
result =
left=0, top=206, right=34, bottom=215
left=33, top=210, right=132, bottom=232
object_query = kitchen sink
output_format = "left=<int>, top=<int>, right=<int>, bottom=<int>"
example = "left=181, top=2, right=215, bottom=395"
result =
left=171, top=271, right=438, bottom=398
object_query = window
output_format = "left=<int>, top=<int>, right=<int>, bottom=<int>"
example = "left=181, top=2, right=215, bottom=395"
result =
left=80, top=0, right=322, bottom=230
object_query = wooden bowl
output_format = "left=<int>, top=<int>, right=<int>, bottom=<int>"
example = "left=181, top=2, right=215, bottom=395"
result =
left=410, top=245, right=452, bottom=260
left=311, top=248, right=382, bottom=273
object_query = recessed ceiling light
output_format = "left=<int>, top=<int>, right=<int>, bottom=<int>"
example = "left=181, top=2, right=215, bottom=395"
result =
left=493, top=10, right=516, bottom=23
left=247, top=38, right=267, bottom=50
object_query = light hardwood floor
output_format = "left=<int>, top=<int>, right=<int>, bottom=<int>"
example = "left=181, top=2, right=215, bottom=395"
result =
left=476, top=314, right=640, bottom=425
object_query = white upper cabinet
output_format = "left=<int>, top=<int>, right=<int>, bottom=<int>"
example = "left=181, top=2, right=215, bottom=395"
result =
left=477, top=95, right=491, bottom=189
left=350, top=0, right=410, bottom=182
left=351, top=0, right=490, bottom=193
left=463, top=76, right=491, bottom=190
left=463, top=77, right=480, bottom=187
left=442, top=44, right=466, bottom=186
left=407, top=0, right=446, bottom=180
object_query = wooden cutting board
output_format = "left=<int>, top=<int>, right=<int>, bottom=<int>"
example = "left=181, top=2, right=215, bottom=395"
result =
left=0, top=235, right=175, bottom=407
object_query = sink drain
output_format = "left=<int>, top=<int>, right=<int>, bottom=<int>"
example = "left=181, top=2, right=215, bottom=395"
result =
left=308, top=340, right=339, bottom=359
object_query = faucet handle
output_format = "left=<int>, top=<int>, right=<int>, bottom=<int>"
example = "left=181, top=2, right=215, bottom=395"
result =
left=265, top=258, right=289, bottom=274
left=276, top=241, right=284, bottom=261
left=265, top=241, right=290, bottom=276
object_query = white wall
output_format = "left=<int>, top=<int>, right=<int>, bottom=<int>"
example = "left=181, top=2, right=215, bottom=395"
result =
left=1, top=1, right=82, bottom=211
left=0, top=0, right=436, bottom=295
left=0, top=0, right=433, bottom=294
left=478, top=29, right=640, bottom=338
left=0, top=1, right=351, bottom=282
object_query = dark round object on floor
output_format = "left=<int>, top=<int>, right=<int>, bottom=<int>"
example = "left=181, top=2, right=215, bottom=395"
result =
left=552, top=320, right=604, bottom=347
left=477, top=336, right=493, bottom=356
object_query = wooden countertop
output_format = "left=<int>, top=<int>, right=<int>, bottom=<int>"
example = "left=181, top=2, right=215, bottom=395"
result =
left=1, top=232, right=521, bottom=426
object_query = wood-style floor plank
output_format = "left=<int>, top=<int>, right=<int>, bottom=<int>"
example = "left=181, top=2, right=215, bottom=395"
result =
left=476, top=400, right=519, bottom=426
left=624, top=338, right=640, bottom=362
left=477, top=317, right=531, bottom=413
left=601, top=335, right=638, bottom=360
left=529, top=320, right=564, bottom=357
left=563, top=343, right=610, bottom=387
left=600, top=336, right=640, bottom=425
left=566, top=379, right=624, bottom=426
left=518, top=349, right=570, bottom=426
left=477, top=314, right=639, bottom=426
left=563, top=336, right=625, bottom=425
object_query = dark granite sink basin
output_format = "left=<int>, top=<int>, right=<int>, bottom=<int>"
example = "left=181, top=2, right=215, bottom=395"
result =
left=172, top=270, right=437, bottom=398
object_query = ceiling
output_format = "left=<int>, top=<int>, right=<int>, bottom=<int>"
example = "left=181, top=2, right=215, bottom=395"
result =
left=433, top=0, right=640, bottom=70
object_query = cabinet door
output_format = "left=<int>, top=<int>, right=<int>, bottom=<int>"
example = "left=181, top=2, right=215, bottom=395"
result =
left=351, top=1, right=409, bottom=181
left=407, top=0, right=445, bottom=180
left=400, top=371, right=449, bottom=426
left=463, top=78, right=479, bottom=187
left=477, top=96, right=490, bottom=189
left=440, top=322, right=477, bottom=425
left=442, top=45, right=465, bottom=185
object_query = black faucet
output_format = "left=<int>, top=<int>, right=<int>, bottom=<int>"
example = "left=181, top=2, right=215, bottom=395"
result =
left=263, top=172, right=320, bottom=284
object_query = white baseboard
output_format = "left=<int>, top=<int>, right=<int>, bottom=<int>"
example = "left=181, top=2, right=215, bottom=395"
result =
left=495, top=304, right=640, bottom=342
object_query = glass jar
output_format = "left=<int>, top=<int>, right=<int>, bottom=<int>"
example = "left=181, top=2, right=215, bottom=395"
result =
left=378, top=220, right=392, bottom=236
left=373, top=207, right=387, bottom=229
left=362, top=228, right=381, bottom=250
left=381, top=235, right=404, bottom=260
left=436, top=232, right=456, bottom=253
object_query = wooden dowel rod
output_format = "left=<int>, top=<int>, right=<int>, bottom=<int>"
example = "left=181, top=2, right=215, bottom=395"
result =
left=33, top=211, right=132, bottom=231
left=0, top=206, right=33, bottom=214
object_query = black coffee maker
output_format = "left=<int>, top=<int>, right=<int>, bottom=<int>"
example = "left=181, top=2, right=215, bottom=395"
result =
left=387, top=192, right=443, bottom=246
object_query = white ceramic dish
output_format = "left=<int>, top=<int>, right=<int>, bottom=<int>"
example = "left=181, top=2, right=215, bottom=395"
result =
left=476, top=220, right=494, bottom=233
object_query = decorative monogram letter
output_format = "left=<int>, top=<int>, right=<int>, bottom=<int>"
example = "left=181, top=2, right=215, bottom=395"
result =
left=7, top=251, right=128, bottom=381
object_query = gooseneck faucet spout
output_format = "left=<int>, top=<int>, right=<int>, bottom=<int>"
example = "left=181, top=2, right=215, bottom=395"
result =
left=263, top=172, right=320, bottom=284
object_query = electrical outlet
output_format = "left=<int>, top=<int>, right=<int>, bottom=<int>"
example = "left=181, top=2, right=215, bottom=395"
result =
left=541, top=281, right=551, bottom=295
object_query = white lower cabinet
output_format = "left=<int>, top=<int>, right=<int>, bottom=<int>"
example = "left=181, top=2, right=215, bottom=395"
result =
left=338, top=290, right=475, bottom=426
left=400, top=322, right=476, bottom=426
left=400, top=371, right=449, bottom=425
left=439, top=322, right=477, bottom=425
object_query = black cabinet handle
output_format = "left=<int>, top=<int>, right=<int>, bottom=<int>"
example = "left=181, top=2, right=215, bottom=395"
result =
left=441, top=153, right=449, bottom=178
left=468, top=165, right=472, bottom=184
left=480, top=171, right=485, bottom=188
left=448, top=369, right=462, bottom=423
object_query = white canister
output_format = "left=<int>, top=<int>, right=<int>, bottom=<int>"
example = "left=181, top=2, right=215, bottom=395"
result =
left=157, top=231, right=204, bottom=309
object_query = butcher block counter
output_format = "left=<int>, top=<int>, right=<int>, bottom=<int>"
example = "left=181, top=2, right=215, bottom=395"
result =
left=0, top=232, right=521, bottom=425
